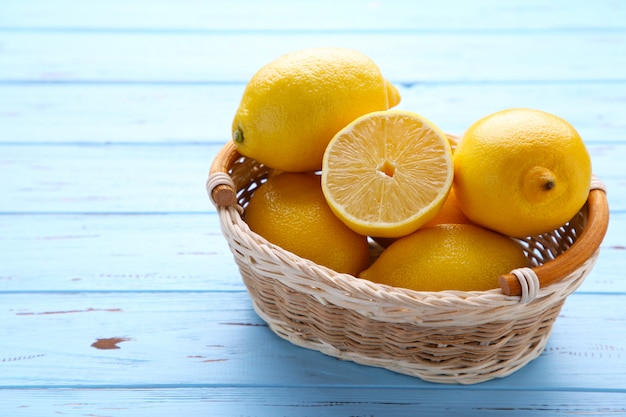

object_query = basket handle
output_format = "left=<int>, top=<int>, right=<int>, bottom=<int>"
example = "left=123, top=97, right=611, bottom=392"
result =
left=499, top=184, right=610, bottom=296
left=207, top=141, right=240, bottom=207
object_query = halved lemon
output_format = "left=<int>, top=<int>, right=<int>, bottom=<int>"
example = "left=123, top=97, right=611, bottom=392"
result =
left=321, top=110, right=454, bottom=238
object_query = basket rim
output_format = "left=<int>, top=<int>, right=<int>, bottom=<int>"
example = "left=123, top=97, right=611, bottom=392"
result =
left=208, top=140, right=610, bottom=301
left=217, top=203, right=600, bottom=326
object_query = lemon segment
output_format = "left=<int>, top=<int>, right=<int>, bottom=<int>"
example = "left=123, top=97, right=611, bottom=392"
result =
left=321, top=110, right=454, bottom=238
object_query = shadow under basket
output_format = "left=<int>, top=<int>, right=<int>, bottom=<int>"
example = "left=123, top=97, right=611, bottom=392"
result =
left=207, top=140, right=610, bottom=384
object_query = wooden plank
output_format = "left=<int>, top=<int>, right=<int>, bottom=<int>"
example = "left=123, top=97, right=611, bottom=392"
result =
left=0, top=214, right=243, bottom=292
left=0, top=388, right=625, bottom=417
left=1, top=83, right=625, bottom=144
left=1, top=292, right=625, bottom=390
left=0, top=213, right=622, bottom=293
left=1, top=32, right=625, bottom=83
left=1, top=0, right=625, bottom=31
left=0, top=144, right=623, bottom=213
left=0, top=84, right=238, bottom=144
left=398, top=83, right=626, bottom=144
left=0, top=144, right=217, bottom=213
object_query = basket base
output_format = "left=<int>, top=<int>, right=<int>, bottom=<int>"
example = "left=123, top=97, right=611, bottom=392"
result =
left=210, top=141, right=608, bottom=385
left=225, top=232, right=599, bottom=384
left=248, top=289, right=562, bottom=384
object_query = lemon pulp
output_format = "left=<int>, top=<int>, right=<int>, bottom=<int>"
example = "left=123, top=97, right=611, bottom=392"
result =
left=321, top=110, right=453, bottom=238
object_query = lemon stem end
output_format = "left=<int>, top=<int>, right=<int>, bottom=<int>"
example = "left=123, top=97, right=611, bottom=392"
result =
left=233, top=128, right=244, bottom=144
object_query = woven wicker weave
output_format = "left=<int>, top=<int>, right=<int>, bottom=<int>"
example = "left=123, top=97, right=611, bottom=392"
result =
left=207, top=140, right=609, bottom=384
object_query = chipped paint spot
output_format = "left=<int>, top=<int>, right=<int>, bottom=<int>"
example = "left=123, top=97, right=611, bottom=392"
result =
left=91, top=337, right=132, bottom=350
left=1, top=354, right=45, bottom=362
left=187, top=355, right=228, bottom=363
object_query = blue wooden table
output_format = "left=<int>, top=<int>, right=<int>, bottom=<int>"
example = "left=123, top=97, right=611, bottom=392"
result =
left=1, top=1, right=625, bottom=415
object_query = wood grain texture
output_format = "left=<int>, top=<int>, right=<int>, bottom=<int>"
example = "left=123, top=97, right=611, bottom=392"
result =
left=1, top=388, right=626, bottom=417
left=1, top=292, right=625, bottom=389
left=2, top=31, right=625, bottom=83
left=1, top=84, right=625, bottom=144
left=0, top=212, right=623, bottom=292
left=2, top=0, right=625, bottom=30
left=0, top=213, right=623, bottom=293
left=0, top=0, right=624, bottom=414
left=2, top=387, right=626, bottom=417
left=0, top=214, right=242, bottom=291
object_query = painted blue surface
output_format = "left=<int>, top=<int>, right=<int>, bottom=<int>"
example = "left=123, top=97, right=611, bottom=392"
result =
left=1, top=1, right=625, bottom=415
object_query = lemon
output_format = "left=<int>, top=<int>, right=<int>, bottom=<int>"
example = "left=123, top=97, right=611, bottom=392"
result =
left=321, top=110, right=454, bottom=238
left=422, top=187, right=471, bottom=228
left=359, top=224, right=529, bottom=292
left=453, top=108, right=592, bottom=237
left=373, top=188, right=472, bottom=248
left=244, top=172, right=370, bottom=275
left=232, top=47, right=401, bottom=172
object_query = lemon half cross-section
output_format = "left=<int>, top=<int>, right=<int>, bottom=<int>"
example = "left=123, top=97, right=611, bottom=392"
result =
left=321, top=110, right=454, bottom=238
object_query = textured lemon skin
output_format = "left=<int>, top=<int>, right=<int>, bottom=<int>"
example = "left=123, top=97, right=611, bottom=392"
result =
left=244, top=172, right=371, bottom=276
left=359, top=224, right=529, bottom=292
left=422, top=187, right=472, bottom=228
left=453, top=108, right=591, bottom=237
left=373, top=187, right=472, bottom=248
left=232, top=47, right=400, bottom=172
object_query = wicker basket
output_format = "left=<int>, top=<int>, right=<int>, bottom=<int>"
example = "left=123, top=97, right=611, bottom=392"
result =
left=207, top=140, right=610, bottom=384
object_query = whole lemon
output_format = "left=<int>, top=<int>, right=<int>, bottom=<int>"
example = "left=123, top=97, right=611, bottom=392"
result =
left=453, top=108, right=591, bottom=237
left=359, top=224, right=529, bottom=292
left=232, top=47, right=401, bottom=172
left=245, top=172, right=371, bottom=275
